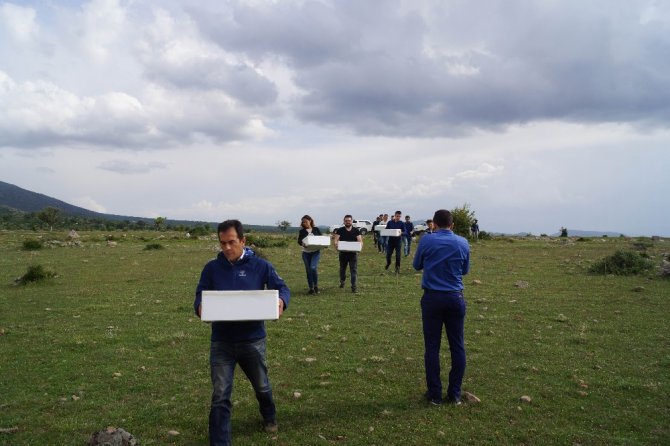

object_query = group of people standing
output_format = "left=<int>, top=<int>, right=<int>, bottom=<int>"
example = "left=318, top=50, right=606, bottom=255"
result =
left=195, top=210, right=470, bottom=445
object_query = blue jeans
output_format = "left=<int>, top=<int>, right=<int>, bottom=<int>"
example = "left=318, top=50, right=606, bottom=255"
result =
left=301, top=250, right=321, bottom=289
left=209, top=338, right=276, bottom=446
left=421, top=290, right=466, bottom=402
left=402, top=236, right=412, bottom=256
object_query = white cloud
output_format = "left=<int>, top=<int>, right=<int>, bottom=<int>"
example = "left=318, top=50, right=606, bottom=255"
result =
left=98, top=159, right=167, bottom=174
left=0, top=3, right=38, bottom=43
left=71, top=195, right=107, bottom=213
left=78, top=0, right=127, bottom=61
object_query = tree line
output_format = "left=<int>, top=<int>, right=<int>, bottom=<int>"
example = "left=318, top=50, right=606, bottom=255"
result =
left=0, top=206, right=212, bottom=234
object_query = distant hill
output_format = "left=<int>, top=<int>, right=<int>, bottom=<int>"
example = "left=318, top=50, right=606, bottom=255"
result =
left=551, top=229, right=625, bottom=237
left=0, top=180, right=292, bottom=232
left=0, top=180, right=157, bottom=223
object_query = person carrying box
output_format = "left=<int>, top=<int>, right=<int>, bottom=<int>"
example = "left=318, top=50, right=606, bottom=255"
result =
left=194, top=219, right=290, bottom=445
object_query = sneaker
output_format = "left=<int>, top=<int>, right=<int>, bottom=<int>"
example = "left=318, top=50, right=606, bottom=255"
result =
left=385, top=263, right=390, bottom=270
left=314, top=286, right=320, bottom=295
left=352, top=287, right=358, bottom=294
left=446, top=397, right=462, bottom=406
left=395, top=266, right=400, bottom=274
left=424, top=392, right=442, bottom=406
left=308, top=289, right=315, bottom=295
left=263, top=420, right=278, bottom=434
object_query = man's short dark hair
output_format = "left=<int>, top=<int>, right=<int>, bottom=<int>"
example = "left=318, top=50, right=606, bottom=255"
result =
left=395, top=210, right=402, bottom=215
left=218, top=219, right=244, bottom=240
left=344, top=214, right=353, bottom=220
left=433, top=210, right=453, bottom=228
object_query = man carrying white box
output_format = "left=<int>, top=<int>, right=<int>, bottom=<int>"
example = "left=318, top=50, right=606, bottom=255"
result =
left=333, top=214, right=363, bottom=293
left=194, top=219, right=290, bottom=445
left=385, top=210, right=406, bottom=274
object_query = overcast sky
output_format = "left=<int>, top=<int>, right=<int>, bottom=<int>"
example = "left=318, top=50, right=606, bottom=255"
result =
left=1, top=0, right=668, bottom=236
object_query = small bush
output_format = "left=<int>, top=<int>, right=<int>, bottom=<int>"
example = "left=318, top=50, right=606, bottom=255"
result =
left=632, top=240, right=652, bottom=252
left=22, top=239, right=43, bottom=251
left=16, top=264, right=56, bottom=285
left=246, top=234, right=288, bottom=248
left=144, top=243, right=165, bottom=251
left=478, top=231, right=492, bottom=240
left=588, top=250, right=655, bottom=276
left=189, top=226, right=211, bottom=237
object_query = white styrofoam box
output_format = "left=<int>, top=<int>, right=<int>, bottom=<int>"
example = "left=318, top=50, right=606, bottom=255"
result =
left=375, top=225, right=387, bottom=231
left=337, top=241, right=362, bottom=252
left=379, top=228, right=402, bottom=237
left=201, top=290, right=279, bottom=321
left=303, top=235, right=331, bottom=249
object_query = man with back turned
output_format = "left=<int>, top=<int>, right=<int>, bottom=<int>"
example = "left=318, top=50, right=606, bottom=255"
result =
left=412, top=209, right=470, bottom=405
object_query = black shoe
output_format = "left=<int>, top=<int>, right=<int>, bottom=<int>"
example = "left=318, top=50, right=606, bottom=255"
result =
left=385, top=263, right=390, bottom=270
left=314, top=286, right=319, bottom=295
left=263, top=420, right=278, bottom=433
left=339, top=281, right=345, bottom=288
left=308, top=288, right=315, bottom=295
left=424, top=392, right=442, bottom=406
left=446, top=396, right=462, bottom=406
left=395, top=266, right=400, bottom=274
left=352, top=287, right=358, bottom=294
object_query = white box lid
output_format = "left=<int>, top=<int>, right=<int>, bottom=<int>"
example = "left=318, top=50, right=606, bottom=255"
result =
left=337, top=241, right=362, bottom=252
left=201, top=290, right=279, bottom=321
left=380, top=228, right=402, bottom=237
left=303, top=235, right=331, bottom=247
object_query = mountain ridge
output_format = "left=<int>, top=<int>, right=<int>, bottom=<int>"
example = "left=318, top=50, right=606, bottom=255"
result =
left=0, top=180, right=643, bottom=236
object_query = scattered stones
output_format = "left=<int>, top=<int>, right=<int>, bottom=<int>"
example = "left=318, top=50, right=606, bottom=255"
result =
left=519, top=395, right=532, bottom=404
left=167, top=430, right=180, bottom=436
left=88, top=426, right=138, bottom=446
left=304, top=357, right=317, bottom=363
left=472, top=279, right=482, bottom=285
left=112, top=372, right=122, bottom=378
left=632, top=286, right=645, bottom=292
left=107, top=241, right=118, bottom=247
left=71, top=395, right=80, bottom=401
left=0, top=427, right=19, bottom=434
left=556, top=314, right=569, bottom=322
left=514, top=281, right=529, bottom=289
left=462, top=391, right=481, bottom=404
left=293, top=391, right=302, bottom=399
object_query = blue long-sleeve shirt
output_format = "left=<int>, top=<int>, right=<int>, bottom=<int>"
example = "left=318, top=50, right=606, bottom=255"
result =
left=413, top=229, right=470, bottom=291
left=195, top=247, right=290, bottom=342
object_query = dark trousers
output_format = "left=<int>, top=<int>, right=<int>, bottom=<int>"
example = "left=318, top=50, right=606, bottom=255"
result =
left=421, top=290, right=466, bottom=402
left=338, top=252, right=358, bottom=289
left=209, top=339, right=276, bottom=445
left=386, top=237, right=401, bottom=268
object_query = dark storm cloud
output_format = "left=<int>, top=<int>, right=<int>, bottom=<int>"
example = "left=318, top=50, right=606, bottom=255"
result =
left=191, top=0, right=670, bottom=137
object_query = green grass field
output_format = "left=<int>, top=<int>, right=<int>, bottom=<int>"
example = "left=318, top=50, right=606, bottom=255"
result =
left=1, top=230, right=668, bottom=445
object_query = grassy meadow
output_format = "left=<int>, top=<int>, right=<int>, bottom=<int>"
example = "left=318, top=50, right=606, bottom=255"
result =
left=0, top=230, right=668, bottom=445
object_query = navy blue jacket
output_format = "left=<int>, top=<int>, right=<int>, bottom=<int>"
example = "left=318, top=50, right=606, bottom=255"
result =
left=194, top=247, right=290, bottom=342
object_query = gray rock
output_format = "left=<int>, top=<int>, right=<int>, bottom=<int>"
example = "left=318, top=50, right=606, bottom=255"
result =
left=88, top=427, right=138, bottom=446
